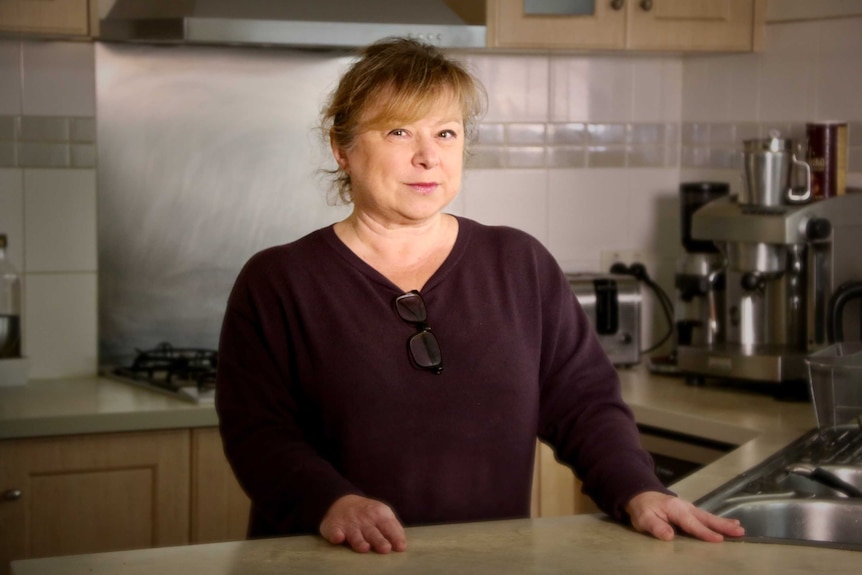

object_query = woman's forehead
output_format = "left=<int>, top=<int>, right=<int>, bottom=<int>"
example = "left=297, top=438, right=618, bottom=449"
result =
left=360, top=88, right=464, bottom=127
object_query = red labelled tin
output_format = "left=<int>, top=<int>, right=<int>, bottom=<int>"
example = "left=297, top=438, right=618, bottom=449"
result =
left=806, top=122, right=848, bottom=200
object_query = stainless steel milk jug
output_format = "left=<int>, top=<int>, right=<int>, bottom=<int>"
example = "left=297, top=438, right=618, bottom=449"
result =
left=742, top=134, right=811, bottom=206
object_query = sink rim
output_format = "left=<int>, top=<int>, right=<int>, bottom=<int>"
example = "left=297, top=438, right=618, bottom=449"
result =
left=713, top=496, right=862, bottom=552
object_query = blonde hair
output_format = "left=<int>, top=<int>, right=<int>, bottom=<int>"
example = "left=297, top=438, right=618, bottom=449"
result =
left=322, top=37, right=486, bottom=204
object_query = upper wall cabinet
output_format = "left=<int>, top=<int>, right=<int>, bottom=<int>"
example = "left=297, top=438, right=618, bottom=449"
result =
left=0, top=0, right=90, bottom=37
left=482, top=0, right=764, bottom=52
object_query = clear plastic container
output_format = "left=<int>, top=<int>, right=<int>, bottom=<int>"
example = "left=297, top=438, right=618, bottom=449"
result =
left=0, top=233, right=22, bottom=359
left=806, top=342, right=862, bottom=428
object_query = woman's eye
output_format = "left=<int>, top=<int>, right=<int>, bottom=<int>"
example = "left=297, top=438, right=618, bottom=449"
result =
left=389, top=129, right=406, bottom=137
left=439, top=129, right=458, bottom=139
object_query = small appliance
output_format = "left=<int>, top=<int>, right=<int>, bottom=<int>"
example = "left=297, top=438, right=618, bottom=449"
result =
left=674, top=182, right=730, bottom=351
left=677, top=133, right=862, bottom=387
left=567, top=273, right=641, bottom=367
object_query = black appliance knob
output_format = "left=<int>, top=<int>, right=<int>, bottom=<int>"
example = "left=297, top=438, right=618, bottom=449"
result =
left=805, top=217, right=832, bottom=241
left=741, top=273, right=763, bottom=292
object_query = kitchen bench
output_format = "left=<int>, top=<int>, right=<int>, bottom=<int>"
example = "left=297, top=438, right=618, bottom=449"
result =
left=11, top=511, right=860, bottom=575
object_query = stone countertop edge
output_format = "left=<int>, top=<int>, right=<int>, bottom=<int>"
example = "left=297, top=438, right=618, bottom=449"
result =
left=12, top=512, right=862, bottom=575
left=0, top=376, right=220, bottom=439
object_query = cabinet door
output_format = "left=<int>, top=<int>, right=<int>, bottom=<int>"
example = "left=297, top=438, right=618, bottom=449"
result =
left=531, top=441, right=599, bottom=517
left=0, top=0, right=89, bottom=36
left=0, top=430, right=190, bottom=573
left=627, top=0, right=756, bottom=51
left=488, top=0, right=627, bottom=50
left=190, top=428, right=250, bottom=544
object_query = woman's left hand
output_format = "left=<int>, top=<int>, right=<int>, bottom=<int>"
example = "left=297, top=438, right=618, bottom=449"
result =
left=625, top=491, right=745, bottom=542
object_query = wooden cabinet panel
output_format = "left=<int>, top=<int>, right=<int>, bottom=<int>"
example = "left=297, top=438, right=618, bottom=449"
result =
left=0, top=430, right=190, bottom=574
left=627, top=0, right=756, bottom=51
left=29, top=468, right=155, bottom=557
left=484, top=0, right=761, bottom=52
left=0, top=0, right=90, bottom=36
left=488, top=0, right=627, bottom=50
left=190, top=428, right=250, bottom=544
left=531, top=441, right=598, bottom=518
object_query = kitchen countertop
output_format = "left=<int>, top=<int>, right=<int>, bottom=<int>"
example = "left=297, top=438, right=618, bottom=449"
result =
left=0, top=376, right=218, bottom=439
left=1, top=367, right=817, bottom=502
left=4, top=367, right=841, bottom=574
left=12, top=511, right=859, bottom=574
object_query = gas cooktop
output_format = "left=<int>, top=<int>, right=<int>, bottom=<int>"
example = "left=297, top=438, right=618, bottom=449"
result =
left=106, top=342, right=216, bottom=404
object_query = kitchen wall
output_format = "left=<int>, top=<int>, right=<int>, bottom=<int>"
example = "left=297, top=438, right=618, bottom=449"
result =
left=0, top=40, right=98, bottom=379
left=2, top=10, right=861, bottom=379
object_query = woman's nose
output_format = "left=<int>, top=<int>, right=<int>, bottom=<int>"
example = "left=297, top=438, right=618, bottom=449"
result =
left=413, top=138, right=440, bottom=168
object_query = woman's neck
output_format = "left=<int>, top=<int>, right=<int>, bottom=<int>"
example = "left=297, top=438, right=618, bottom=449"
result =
left=334, top=212, right=458, bottom=292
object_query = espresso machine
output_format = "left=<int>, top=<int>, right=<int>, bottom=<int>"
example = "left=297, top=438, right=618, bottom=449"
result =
left=677, top=134, right=862, bottom=385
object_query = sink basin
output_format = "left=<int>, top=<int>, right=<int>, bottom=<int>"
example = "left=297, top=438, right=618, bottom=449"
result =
left=780, top=465, right=862, bottom=497
left=696, top=427, right=862, bottom=551
left=714, top=498, right=862, bottom=551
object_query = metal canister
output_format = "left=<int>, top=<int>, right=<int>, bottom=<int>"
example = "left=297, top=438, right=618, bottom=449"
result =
left=806, top=122, right=848, bottom=200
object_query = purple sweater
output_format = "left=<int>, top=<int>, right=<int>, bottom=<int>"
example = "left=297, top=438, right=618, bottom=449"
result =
left=216, top=217, right=669, bottom=537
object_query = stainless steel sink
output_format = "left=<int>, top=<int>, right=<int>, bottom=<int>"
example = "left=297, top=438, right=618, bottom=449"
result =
left=712, top=498, right=862, bottom=551
left=780, top=465, right=862, bottom=497
left=696, top=426, right=862, bottom=551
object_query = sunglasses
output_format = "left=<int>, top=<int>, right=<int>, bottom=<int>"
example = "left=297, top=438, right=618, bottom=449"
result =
left=393, top=290, right=444, bottom=374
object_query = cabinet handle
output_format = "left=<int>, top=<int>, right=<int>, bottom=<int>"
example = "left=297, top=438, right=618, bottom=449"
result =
left=610, top=0, right=625, bottom=10
left=640, top=0, right=653, bottom=10
left=2, top=489, right=22, bottom=501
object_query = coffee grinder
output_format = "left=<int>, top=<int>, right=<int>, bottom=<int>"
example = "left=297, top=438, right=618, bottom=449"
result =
left=650, top=183, right=729, bottom=375
left=675, top=183, right=729, bottom=350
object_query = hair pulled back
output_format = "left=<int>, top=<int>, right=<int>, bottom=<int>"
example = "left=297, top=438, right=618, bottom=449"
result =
left=322, top=37, right=485, bottom=204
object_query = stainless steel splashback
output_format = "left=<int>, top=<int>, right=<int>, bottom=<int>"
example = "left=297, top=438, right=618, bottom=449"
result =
left=96, top=43, right=351, bottom=362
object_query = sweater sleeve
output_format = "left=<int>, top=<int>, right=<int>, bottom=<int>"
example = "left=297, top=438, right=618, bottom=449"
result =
left=534, top=257, right=672, bottom=520
left=215, top=254, right=362, bottom=535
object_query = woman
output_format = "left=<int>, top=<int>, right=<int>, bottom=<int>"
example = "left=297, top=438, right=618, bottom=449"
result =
left=215, top=37, right=743, bottom=554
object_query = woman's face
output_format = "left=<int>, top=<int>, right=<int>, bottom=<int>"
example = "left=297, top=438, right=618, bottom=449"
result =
left=332, top=94, right=465, bottom=227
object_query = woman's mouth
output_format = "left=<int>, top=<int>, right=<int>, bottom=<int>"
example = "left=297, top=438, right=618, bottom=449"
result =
left=408, top=182, right=438, bottom=194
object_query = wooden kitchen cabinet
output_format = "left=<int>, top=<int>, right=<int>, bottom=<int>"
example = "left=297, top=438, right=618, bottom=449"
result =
left=0, top=0, right=91, bottom=37
left=531, top=441, right=599, bottom=517
left=0, top=430, right=190, bottom=574
left=529, top=426, right=732, bottom=517
left=190, top=427, right=251, bottom=544
left=477, top=0, right=764, bottom=52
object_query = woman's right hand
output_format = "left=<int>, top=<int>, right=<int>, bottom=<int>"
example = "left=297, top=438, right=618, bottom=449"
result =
left=319, top=494, right=408, bottom=553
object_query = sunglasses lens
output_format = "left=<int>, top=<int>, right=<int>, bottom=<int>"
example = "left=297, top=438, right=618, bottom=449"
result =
left=409, top=331, right=442, bottom=368
left=395, top=292, right=427, bottom=323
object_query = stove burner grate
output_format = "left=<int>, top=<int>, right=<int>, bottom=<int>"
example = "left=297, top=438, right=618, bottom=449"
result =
left=114, top=342, right=218, bottom=392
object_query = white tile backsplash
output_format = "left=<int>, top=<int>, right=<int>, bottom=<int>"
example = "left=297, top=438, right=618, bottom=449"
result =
left=632, top=58, right=682, bottom=123
left=0, top=39, right=99, bottom=378
left=0, top=40, right=21, bottom=115
left=24, top=169, right=97, bottom=272
left=3, top=14, right=862, bottom=379
left=551, top=56, right=635, bottom=122
left=21, top=41, right=96, bottom=116
left=547, top=168, right=632, bottom=267
left=465, top=53, right=549, bottom=123
left=815, top=19, right=862, bottom=120
left=624, top=169, right=683, bottom=255
left=461, top=169, right=549, bottom=245
left=722, top=54, right=761, bottom=122
left=758, top=23, right=817, bottom=122
left=0, top=168, right=24, bottom=269
left=25, top=272, right=98, bottom=378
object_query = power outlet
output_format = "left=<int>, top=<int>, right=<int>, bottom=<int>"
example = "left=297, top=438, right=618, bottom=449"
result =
left=599, top=250, right=673, bottom=356
left=600, top=250, right=656, bottom=275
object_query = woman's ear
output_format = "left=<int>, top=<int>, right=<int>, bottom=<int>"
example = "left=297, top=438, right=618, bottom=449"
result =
left=330, top=140, right=349, bottom=174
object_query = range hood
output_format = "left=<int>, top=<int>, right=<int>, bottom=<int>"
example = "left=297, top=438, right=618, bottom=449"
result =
left=98, top=0, right=487, bottom=49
